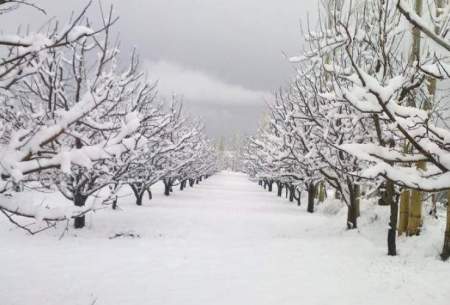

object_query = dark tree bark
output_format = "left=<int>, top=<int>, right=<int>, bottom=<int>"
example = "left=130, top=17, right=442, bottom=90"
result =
left=164, top=184, right=171, bottom=196
left=386, top=180, right=398, bottom=256
left=297, top=190, right=301, bottom=206
left=441, top=192, right=450, bottom=261
left=73, top=138, right=87, bottom=229
left=268, top=180, right=273, bottom=192
left=111, top=183, right=119, bottom=210
left=74, top=192, right=87, bottom=229
left=289, top=185, right=295, bottom=202
left=136, top=192, right=144, bottom=206
left=346, top=180, right=360, bottom=230
left=147, top=188, right=152, bottom=200
left=130, top=183, right=146, bottom=206
left=378, top=183, right=390, bottom=206
left=307, top=183, right=315, bottom=213
left=164, top=179, right=173, bottom=196
left=112, top=196, right=118, bottom=210
left=277, top=182, right=283, bottom=197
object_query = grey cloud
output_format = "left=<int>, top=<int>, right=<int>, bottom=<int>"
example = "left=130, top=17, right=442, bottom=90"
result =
left=1, top=0, right=318, bottom=139
left=147, top=60, right=270, bottom=106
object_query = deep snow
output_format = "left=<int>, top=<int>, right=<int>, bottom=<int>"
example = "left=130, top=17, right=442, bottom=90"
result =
left=1, top=171, right=449, bottom=305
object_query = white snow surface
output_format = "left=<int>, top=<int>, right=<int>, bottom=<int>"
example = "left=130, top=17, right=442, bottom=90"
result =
left=1, top=171, right=449, bottom=305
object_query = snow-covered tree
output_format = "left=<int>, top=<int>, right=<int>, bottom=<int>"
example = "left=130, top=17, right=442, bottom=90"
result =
left=244, top=0, right=450, bottom=258
left=0, top=2, right=139, bottom=228
left=0, top=1, right=218, bottom=231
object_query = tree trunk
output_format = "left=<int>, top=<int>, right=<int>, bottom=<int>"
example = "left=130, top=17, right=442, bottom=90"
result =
left=430, top=193, right=438, bottom=219
left=164, top=180, right=171, bottom=196
left=347, top=205, right=357, bottom=230
left=441, top=191, right=450, bottom=261
left=189, top=179, right=195, bottom=187
left=378, top=183, right=390, bottom=206
left=404, top=0, right=424, bottom=237
left=289, top=185, right=295, bottom=202
left=386, top=180, right=398, bottom=256
left=110, top=183, right=119, bottom=210
left=355, top=184, right=360, bottom=217
left=411, top=0, right=422, bottom=63
left=346, top=181, right=359, bottom=230
left=318, top=181, right=326, bottom=203
left=74, top=193, right=87, bottom=229
left=296, top=190, right=301, bottom=206
left=134, top=189, right=144, bottom=206
left=307, top=183, right=315, bottom=213
left=268, top=181, right=273, bottom=192
left=136, top=192, right=144, bottom=206
left=277, top=182, right=283, bottom=197
left=112, top=197, right=118, bottom=210
left=147, top=188, right=152, bottom=200
left=407, top=187, right=422, bottom=236
left=130, top=184, right=146, bottom=206
left=398, top=190, right=410, bottom=235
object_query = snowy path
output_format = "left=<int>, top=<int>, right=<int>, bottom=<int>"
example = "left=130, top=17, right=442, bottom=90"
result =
left=1, top=172, right=449, bottom=305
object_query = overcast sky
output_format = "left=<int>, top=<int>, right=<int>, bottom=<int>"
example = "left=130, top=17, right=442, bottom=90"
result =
left=2, top=0, right=318, bottom=140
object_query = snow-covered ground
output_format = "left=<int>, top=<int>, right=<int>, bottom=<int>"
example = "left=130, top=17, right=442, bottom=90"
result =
left=1, top=171, right=449, bottom=305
